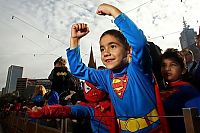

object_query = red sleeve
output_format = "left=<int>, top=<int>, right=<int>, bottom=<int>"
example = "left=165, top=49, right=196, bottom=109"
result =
left=28, top=104, right=71, bottom=119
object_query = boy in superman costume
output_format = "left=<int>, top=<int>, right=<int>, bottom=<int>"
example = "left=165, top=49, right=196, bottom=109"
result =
left=28, top=81, right=119, bottom=133
left=160, top=48, right=200, bottom=133
left=66, top=3, right=168, bottom=133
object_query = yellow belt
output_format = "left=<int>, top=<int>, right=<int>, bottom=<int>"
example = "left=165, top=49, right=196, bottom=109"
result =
left=118, top=108, right=159, bottom=132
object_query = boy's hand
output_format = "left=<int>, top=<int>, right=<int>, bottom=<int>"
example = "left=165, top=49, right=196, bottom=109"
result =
left=95, top=105, right=105, bottom=112
left=96, top=3, right=121, bottom=18
left=27, top=106, right=43, bottom=118
left=71, top=23, right=89, bottom=39
left=70, top=23, right=89, bottom=49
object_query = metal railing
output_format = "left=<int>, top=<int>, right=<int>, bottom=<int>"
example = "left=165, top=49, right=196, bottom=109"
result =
left=1, top=108, right=200, bottom=133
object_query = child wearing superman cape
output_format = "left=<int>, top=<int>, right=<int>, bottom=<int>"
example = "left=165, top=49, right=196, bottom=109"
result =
left=66, top=3, right=168, bottom=133
left=160, top=48, right=200, bottom=133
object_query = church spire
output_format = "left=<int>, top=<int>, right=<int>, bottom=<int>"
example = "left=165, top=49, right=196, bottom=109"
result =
left=88, top=46, right=96, bottom=69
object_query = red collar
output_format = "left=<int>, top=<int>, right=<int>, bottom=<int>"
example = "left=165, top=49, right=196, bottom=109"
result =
left=168, top=81, right=190, bottom=87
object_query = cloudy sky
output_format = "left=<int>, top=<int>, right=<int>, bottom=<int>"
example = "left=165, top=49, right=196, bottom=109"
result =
left=0, top=0, right=199, bottom=90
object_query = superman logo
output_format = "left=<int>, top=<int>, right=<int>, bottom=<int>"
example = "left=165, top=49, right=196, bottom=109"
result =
left=112, top=74, right=128, bottom=99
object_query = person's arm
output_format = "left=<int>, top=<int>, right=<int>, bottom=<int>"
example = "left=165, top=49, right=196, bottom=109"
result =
left=70, top=23, right=90, bottom=49
left=28, top=105, right=71, bottom=119
left=97, top=4, right=153, bottom=82
left=96, top=3, right=146, bottom=47
left=66, top=48, right=108, bottom=92
left=96, top=3, right=147, bottom=64
left=96, top=3, right=121, bottom=18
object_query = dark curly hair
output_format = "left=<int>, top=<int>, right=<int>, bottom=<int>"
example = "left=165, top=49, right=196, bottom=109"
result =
left=161, top=48, right=186, bottom=69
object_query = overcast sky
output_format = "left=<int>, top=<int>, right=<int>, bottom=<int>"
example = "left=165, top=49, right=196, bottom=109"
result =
left=0, top=0, right=199, bottom=90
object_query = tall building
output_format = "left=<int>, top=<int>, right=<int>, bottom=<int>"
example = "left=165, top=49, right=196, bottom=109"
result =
left=16, top=78, right=28, bottom=96
left=179, top=18, right=200, bottom=61
left=5, top=65, right=23, bottom=93
left=1, top=87, right=6, bottom=95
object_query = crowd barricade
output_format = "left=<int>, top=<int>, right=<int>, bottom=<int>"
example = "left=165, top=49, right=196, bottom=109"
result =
left=0, top=111, right=73, bottom=133
left=183, top=108, right=200, bottom=133
left=1, top=108, right=200, bottom=133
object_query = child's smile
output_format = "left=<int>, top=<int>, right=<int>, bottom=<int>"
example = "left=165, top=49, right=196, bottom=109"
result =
left=100, top=34, right=128, bottom=70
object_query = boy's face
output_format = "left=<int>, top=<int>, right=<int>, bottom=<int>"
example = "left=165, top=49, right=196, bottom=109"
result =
left=161, top=58, right=184, bottom=82
left=99, top=34, right=129, bottom=70
left=184, top=52, right=193, bottom=64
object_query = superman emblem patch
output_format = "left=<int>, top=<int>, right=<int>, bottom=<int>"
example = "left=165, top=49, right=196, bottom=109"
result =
left=112, top=74, right=128, bottom=99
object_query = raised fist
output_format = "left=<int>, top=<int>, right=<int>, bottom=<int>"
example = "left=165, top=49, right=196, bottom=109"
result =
left=71, top=23, right=89, bottom=39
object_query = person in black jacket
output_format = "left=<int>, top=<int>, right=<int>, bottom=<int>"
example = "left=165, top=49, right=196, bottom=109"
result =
left=48, top=57, right=81, bottom=105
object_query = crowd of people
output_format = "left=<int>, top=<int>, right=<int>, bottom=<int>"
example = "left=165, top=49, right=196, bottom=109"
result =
left=1, top=3, right=200, bottom=133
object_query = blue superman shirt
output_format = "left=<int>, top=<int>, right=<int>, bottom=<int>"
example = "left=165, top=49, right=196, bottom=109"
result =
left=67, top=13, right=161, bottom=133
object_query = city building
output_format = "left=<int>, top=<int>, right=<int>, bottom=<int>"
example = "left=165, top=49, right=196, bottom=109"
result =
left=179, top=18, right=200, bottom=61
left=5, top=65, right=23, bottom=93
left=16, top=78, right=28, bottom=97
left=1, top=87, right=6, bottom=95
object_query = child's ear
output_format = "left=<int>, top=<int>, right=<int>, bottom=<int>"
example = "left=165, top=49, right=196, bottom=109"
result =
left=127, top=46, right=132, bottom=54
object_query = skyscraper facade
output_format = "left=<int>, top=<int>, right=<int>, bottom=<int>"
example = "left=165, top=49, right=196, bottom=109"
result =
left=5, top=65, right=23, bottom=93
left=179, top=19, right=200, bottom=61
